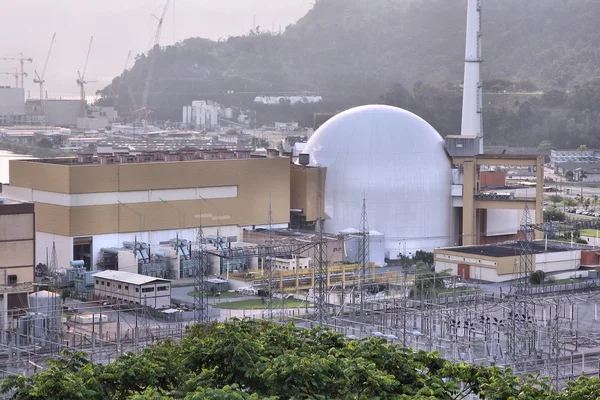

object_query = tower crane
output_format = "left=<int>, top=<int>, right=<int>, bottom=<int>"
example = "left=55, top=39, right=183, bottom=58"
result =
left=0, top=69, right=19, bottom=87
left=33, top=33, right=56, bottom=117
left=76, top=36, right=94, bottom=118
left=114, top=50, right=132, bottom=109
left=139, top=0, right=171, bottom=116
left=0, top=53, right=33, bottom=88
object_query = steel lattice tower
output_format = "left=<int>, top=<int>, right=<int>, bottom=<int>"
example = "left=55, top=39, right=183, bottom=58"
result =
left=513, top=204, right=535, bottom=295
left=358, top=197, right=370, bottom=317
left=313, top=167, right=328, bottom=324
left=266, top=201, right=274, bottom=320
left=49, top=241, right=58, bottom=274
left=194, top=222, right=209, bottom=323
left=507, top=204, right=538, bottom=365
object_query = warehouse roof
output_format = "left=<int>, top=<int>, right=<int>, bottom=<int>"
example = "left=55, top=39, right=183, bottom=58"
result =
left=93, top=270, right=169, bottom=285
left=441, top=240, right=599, bottom=258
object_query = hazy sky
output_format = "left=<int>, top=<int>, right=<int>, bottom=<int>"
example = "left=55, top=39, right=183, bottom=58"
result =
left=0, top=0, right=313, bottom=99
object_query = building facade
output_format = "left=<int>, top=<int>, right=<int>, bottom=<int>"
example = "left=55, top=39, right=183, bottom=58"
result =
left=4, top=154, right=291, bottom=270
left=434, top=241, right=597, bottom=283
left=0, top=195, right=35, bottom=329
left=93, top=270, right=171, bottom=309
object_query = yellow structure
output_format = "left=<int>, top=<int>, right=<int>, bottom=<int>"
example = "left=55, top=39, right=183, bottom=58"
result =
left=0, top=197, right=35, bottom=318
left=451, top=154, right=544, bottom=246
left=4, top=155, right=291, bottom=269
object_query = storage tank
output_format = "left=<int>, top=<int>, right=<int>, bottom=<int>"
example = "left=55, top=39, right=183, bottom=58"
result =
left=301, top=105, right=454, bottom=256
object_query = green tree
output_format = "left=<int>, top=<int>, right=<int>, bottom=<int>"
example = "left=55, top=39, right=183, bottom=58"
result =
left=529, top=270, right=546, bottom=285
left=544, top=208, right=566, bottom=221
left=3, top=321, right=600, bottom=399
left=549, top=194, right=563, bottom=207
left=412, top=250, right=434, bottom=266
left=36, top=137, right=54, bottom=149
left=537, top=140, right=554, bottom=152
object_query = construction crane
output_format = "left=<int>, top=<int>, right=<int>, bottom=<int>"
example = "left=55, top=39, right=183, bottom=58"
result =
left=114, top=50, right=132, bottom=109
left=0, top=69, right=19, bottom=87
left=76, top=36, right=94, bottom=118
left=33, top=33, right=56, bottom=117
left=140, top=0, right=171, bottom=114
left=0, top=53, right=33, bottom=88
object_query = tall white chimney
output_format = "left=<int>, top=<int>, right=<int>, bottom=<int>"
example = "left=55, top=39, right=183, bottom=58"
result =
left=460, top=0, right=483, bottom=154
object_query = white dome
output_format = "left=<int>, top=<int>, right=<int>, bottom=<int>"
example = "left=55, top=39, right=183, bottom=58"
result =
left=302, top=104, right=454, bottom=257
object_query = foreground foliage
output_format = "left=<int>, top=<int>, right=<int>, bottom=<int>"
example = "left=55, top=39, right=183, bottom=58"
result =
left=1, top=321, right=599, bottom=399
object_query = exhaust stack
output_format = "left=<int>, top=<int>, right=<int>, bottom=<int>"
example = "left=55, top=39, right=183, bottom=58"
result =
left=460, top=0, right=483, bottom=155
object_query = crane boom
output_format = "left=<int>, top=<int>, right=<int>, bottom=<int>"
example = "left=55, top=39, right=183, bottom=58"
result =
left=141, top=0, right=171, bottom=110
left=81, top=36, right=94, bottom=81
left=40, top=33, right=56, bottom=80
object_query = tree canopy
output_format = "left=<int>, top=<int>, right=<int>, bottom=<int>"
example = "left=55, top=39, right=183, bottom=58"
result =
left=2, top=321, right=599, bottom=399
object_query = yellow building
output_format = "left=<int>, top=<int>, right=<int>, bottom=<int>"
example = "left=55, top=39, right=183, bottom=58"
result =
left=3, top=153, right=291, bottom=270
left=0, top=195, right=35, bottom=320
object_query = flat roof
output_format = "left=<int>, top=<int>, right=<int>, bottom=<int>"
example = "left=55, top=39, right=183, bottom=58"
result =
left=93, top=270, right=170, bottom=285
left=440, top=240, right=599, bottom=258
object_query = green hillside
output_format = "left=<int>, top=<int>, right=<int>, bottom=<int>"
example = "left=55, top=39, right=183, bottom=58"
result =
left=97, top=0, right=600, bottom=148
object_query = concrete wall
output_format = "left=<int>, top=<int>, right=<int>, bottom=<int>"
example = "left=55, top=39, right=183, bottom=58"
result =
left=0, top=204, right=34, bottom=284
left=77, top=117, right=109, bottom=130
left=0, top=88, right=25, bottom=117
left=44, top=100, right=82, bottom=127
left=35, top=232, right=72, bottom=268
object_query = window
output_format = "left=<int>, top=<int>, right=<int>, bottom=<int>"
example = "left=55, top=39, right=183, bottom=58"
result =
left=118, top=284, right=122, bottom=289
left=101, top=281, right=105, bottom=286
left=125, top=285, right=129, bottom=290
left=7, top=275, right=17, bottom=285
left=142, top=287, right=154, bottom=293
left=106, top=282, right=111, bottom=287
left=135, top=288, right=139, bottom=293
left=96, top=280, right=99, bottom=285
left=157, top=286, right=168, bottom=292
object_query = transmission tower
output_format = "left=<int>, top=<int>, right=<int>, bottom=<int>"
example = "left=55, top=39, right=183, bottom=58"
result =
left=507, top=204, right=538, bottom=367
left=513, top=204, right=535, bottom=294
left=358, top=197, right=369, bottom=317
left=49, top=241, right=58, bottom=274
left=194, top=221, right=209, bottom=323
left=266, top=201, right=274, bottom=320
left=313, top=167, right=328, bottom=324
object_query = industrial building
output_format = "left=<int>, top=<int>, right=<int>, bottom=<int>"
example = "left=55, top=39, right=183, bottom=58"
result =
left=0, top=87, right=26, bottom=125
left=0, top=190, right=35, bottom=321
left=93, top=270, right=171, bottom=309
left=182, top=100, right=229, bottom=130
left=434, top=240, right=599, bottom=282
left=3, top=152, right=290, bottom=270
left=299, top=105, right=543, bottom=257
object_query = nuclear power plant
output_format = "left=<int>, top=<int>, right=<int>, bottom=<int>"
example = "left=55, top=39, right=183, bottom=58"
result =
left=0, top=0, right=599, bottom=387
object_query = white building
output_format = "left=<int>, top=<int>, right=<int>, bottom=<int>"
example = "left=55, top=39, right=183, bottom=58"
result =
left=254, top=96, right=323, bottom=105
left=182, top=101, right=220, bottom=129
left=0, top=87, right=25, bottom=125
left=301, top=105, right=454, bottom=256
left=434, top=241, right=598, bottom=283
left=93, top=270, right=171, bottom=309
left=272, top=255, right=311, bottom=271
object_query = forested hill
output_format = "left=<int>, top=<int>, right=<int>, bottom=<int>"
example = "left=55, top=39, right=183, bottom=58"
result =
left=98, top=0, right=600, bottom=140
